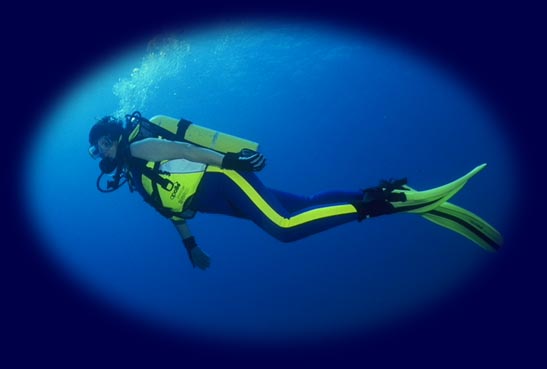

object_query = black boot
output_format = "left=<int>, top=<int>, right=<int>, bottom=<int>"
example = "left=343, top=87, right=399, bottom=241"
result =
left=353, top=178, right=408, bottom=221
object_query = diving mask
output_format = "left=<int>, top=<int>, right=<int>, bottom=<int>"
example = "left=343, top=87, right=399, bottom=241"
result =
left=88, top=136, right=114, bottom=160
left=88, top=144, right=100, bottom=159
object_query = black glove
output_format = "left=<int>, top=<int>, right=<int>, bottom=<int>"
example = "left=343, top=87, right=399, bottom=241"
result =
left=221, top=149, right=266, bottom=172
left=183, top=236, right=211, bottom=270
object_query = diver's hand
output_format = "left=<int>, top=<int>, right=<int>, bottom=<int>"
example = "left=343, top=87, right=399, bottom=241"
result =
left=222, top=149, right=266, bottom=172
left=183, top=236, right=211, bottom=270
left=189, top=247, right=211, bottom=270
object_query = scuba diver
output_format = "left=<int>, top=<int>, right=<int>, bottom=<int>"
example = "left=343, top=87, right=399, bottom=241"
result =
left=88, top=112, right=503, bottom=270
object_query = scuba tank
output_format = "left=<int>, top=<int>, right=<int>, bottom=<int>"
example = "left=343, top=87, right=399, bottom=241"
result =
left=133, top=114, right=259, bottom=153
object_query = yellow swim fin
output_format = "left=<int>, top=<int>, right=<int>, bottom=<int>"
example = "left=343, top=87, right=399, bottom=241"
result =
left=389, top=163, right=487, bottom=214
left=402, top=169, right=503, bottom=251
left=360, top=164, right=501, bottom=251
left=421, top=202, right=503, bottom=252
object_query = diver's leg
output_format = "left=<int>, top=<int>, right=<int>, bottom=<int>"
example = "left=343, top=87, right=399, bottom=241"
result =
left=190, top=170, right=361, bottom=242
left=267, top=189, right=362, bottom=213
left=190, top=164, right=491, bottom=243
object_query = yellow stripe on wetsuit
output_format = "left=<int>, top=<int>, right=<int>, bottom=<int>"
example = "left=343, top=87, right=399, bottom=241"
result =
left=206, top=167, right=358, bottom=228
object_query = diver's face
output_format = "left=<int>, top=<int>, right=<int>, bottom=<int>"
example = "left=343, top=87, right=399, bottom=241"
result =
left=97, top=136, right=117, bottom=159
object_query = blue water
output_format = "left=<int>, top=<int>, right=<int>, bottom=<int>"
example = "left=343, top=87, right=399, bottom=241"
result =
left=24, top=21, right=517, bottom=345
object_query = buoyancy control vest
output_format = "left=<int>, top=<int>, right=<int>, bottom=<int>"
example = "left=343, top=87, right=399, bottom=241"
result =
left=124, top=112, right=259, bottom=221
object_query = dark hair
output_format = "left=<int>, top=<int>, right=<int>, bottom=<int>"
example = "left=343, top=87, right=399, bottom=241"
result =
left=88, top=116, right=124, bottom=145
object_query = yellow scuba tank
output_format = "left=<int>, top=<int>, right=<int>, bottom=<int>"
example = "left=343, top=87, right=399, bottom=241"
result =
left=149, top=115, right=259, bottom=153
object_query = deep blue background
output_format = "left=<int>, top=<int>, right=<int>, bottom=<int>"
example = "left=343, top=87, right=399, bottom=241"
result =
left=4, top=1, right=545, bottom=368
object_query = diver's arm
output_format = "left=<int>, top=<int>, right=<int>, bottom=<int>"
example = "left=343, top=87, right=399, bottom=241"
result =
left=172, top=219, right=193, bottom=238
left=172, top=220, right=211, bottom=270
left=131, top=137, right=266, bottom=171
left=130, top=138, right=224, bottom=166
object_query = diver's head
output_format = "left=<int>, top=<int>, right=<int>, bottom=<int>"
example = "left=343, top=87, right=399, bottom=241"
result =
left=89, top=116, right=129, bottom=192
left=88, top=116, right=124, bottom=161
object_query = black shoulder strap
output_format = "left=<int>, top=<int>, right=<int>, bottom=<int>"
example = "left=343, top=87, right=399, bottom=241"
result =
left=140, top=119, right=178, bottom=140
left=141, top=162, right=174, bottom=191
left=128, top=159, right=180, bottom=219
left=126, top=111, right=194, bottom=142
